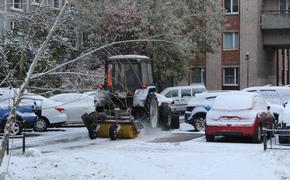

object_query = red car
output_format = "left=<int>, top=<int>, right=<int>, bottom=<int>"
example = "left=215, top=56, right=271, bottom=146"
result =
left=205, top=92, right=274, bottom=143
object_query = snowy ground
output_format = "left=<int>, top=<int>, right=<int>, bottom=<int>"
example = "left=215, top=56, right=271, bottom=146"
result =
left=0, top=123, right=290, bottom=180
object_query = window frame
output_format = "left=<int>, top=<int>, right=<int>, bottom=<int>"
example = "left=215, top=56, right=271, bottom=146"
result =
left=10, top=0, right=24, bottom=11
left=223, top=32, right=239, bottom=50
left=165, top=89, right=179, bottom=98
left=181, top=89, right=192, bottom=98
left=32, top=0, right=41, bottom=5
left=10, top=21, right=15, bottom=30
left=191, top=67, right=206, bottom=84
left=224, top=0, right=239, bottom=14
left=53, top=0, right=61, bottom=9
left=223, top=67, right=240, bottom=86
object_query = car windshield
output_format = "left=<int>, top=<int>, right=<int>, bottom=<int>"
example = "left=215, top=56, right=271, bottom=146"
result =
left=213, top=94, right=253, bottom=110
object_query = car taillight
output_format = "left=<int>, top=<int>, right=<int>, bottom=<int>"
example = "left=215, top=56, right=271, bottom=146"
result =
left=140, top=83, right=148, bottom=89
left=55, top=107, right=65, bottom=112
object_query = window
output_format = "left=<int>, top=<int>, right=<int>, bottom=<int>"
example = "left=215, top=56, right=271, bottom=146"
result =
left=191, top=68, right=206, bottom=84
left=53, top=0, right=60, bottom=8
left=223, top=67, right=239, bottom=86
left=224, top=0, right=239, bottom=14
left=165, top=90, right=178, bottom=98
left=10, top=21, right=15, bottom=30
left=11, top=0, right=23, bottom=10
left=181, top=89, right=191, bottom=98
left=223, top=32, right=239, bottom=49
left=32, top=0, right=41, bottom=4
left=280, top=0, right=290, bottom=13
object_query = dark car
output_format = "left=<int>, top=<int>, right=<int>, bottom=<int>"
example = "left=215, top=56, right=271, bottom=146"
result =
left=0, top=104, right=40, bottom=135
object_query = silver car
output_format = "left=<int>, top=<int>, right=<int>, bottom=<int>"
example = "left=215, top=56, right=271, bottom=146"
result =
left=160, top=85, right=206, bottom=112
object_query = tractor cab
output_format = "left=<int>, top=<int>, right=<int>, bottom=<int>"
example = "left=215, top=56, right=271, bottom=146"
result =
left=104, top=55, right=154, bottom=109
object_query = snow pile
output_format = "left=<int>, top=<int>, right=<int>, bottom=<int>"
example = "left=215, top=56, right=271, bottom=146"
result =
left=0, top=127, right=289, bottom=180
left=13, top=148, right=42, bottom=157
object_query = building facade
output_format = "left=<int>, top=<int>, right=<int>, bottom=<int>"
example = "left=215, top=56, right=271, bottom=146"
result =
left=191, top=0, right=290, bottom=90
left=0, top=0, right=65, bottom=30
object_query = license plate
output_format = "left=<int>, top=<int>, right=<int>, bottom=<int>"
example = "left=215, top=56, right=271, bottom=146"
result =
left=220, top=118, right=239, bottom=121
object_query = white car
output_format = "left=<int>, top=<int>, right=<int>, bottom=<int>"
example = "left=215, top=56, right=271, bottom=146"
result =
left=83, top=90, right=107, bottom=107
left=278, top=101, right=290, bottom=144
left=21, top=94, right=67, bottom=131
left=0, top=88, right=27, bottom=102
left=160, top=84, right=206, bottom=112
left=243, top=85, right=290, bottom=105
left=243, top=85, right=290, bottom=120
left=49, top=93, right=96, bottom=125
left=184, top=91, right=232, bottom=131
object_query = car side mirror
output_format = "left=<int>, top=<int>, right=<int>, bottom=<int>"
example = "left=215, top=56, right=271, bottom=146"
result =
left=283, top=101, right=288, bottom=107
left=267, top=105, right=270, bottom=111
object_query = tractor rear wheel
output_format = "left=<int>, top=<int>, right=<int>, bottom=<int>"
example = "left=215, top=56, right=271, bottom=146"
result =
left=145, top=94, right=159, bottom=128
left=159, top=103, right=171, bottom=130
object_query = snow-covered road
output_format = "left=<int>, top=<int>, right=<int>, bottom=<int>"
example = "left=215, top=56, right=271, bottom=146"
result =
left=0, top=124, right=290, bottom=180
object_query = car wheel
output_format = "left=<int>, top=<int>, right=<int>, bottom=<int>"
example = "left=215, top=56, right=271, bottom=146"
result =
left=279, top=136, right=289, bottom=144
left=252, top=125, right=262, bottom=143
left=88, top=123, right=98, bottom=139
left=109, top=124, right=118, bottom=141
left=159, top=103, right=171, bottom=130
left=193, top=114, right=206, bottom=131
left=170, top=113, right=180, bottom=129
left=11, top=121, right=23, bottom=135
left=205, top=134, right=215, bottom=142
left=33, top=117, right=49, bottom=132
left=278, top=130, right=290, bottom=144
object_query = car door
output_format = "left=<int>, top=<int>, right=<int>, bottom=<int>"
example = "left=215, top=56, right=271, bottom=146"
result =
left=62, top=94, right=85, bottom=124
left=179, top=88, right=192, bottom=112
left=164, top=89, right=180, bottom=109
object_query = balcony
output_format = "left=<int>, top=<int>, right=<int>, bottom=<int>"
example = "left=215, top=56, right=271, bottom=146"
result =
left=261, top=10, right=290, bottom=30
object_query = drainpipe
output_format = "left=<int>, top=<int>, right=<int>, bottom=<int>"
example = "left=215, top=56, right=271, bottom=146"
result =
left=4, top=0, right=7, bottom=29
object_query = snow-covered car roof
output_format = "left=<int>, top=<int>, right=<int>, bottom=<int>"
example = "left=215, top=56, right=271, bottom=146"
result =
left=108, top=55, right=150, bottom=60
left=212, top=91, right=259, bottom=110
left=160, top=85, right=206, bottom=96
left=243, top=85, right=290, bottom=91
left=187, top=91, right=234, bottom=106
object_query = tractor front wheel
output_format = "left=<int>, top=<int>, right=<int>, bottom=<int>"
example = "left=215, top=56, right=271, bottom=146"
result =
left=88, top=123, right=98, bottom=139
left=109, top=124, right=118, bottom=140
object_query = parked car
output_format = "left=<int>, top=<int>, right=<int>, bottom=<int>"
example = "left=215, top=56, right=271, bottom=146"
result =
left=185, top=91, right=232, bottom=131
left=0, top=88, right=27, bottom=102
left=49, top=93, right=96, bottom=125
left=243, top=85, right=290, bottom=120
left=205, top=92, right=275, bottom=143
left=21, top=94, right=67, bottom=132
left=0, top=104, right=39, bottom=135
left=83, top=90, right=107, bottom=107
left=278, top=100, right=290, bottom=144
left=160, top=84, right=206, bottom=112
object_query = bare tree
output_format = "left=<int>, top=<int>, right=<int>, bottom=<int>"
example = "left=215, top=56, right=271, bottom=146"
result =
left=0, top=0, right=69, bottom=166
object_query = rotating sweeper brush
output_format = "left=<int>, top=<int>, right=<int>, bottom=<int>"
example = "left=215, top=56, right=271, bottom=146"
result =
left=82, top=109, right=143, bottom=140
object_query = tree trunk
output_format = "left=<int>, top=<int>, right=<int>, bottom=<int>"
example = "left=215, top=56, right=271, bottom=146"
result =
left=0, top=1, right=69, bottom=166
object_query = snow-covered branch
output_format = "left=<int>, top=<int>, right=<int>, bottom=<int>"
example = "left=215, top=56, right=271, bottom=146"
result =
left=31, top=38, right=184, bottom=80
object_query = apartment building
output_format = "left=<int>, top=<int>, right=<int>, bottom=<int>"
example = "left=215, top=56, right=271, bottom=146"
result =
left=0, top=0, right=65, bottom=30
left=190, top=0, right=290, bottom=90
